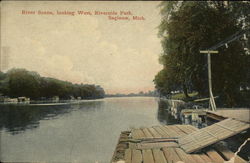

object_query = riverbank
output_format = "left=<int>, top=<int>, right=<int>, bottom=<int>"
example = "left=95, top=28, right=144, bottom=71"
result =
left=158, top=98, right=250, bottom=160
left=0, top=98, right=105, bottom=106
left=0, top=96, right=156, bottom=106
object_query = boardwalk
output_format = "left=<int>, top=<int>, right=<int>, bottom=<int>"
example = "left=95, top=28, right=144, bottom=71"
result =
left=111, top=123, right=247, bottom=163
left=207, top=109, right=250, bottom=123
left=179, top=118, right=250, bottom=153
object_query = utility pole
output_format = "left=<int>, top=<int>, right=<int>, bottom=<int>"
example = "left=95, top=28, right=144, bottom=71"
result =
left=200, top=50, right=218, bottom=111
left=199, top=28, right=248, bottom=111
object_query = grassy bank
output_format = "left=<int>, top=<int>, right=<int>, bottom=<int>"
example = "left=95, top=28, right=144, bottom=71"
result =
left=171, top=92, right=198, bottom=101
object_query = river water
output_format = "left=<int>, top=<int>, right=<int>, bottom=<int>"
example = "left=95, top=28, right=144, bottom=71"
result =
left=0, top=97, right=180, bottom=162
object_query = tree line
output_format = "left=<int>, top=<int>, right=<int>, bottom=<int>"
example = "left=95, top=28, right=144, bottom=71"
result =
left=105, top=90, right=157, bottom=97
left=154, top=1, right=250, bottom=107
left=0, top=68, right=105, bottom=100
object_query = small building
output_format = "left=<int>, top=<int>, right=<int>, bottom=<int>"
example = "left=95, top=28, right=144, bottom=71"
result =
left=18, top=97, right=30, bottom=103
left=0, top=97, right=18, bottom=103
left=7, top=98, right=18, bottom=103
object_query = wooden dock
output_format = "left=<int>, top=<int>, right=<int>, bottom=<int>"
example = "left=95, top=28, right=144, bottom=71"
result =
left=207, top=109, right=250, bottom=123
left=111, top=123, right=248, bottom=163
left=179, top=118, right=250, bottom=153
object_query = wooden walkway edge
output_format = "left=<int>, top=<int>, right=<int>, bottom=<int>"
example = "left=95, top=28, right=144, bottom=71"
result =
left=111, top=123, right=248, bottom=163
left=178, top=118, right=250, bottom=153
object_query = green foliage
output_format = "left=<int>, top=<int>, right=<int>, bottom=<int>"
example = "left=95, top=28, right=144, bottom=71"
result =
left=154, top=68, right=181, bottom=96
left=0, top=68, right=105, bottom=100
left=155, top=1, right=250, bottom=107
left=7, top=69, right=41, bottom=98
left=171, top=92, right=198, bottom=101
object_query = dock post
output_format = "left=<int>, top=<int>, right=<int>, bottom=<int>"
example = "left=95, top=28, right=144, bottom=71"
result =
left=200, top=50, right=218, bottom=111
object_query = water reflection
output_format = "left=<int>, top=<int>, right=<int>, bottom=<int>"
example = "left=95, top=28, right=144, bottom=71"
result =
left=1, top=99, right=182, bottom=135
left=157, top=100, right=181, bottom=125
left=0, top=101, right=103, bottom=134
left=0, top=97, right=182, bottom=162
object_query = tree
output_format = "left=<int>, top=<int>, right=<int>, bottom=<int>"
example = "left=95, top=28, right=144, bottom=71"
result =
left=7, top=69, right=41, bottom=99
left=0, top=68, right=105, bottom=100
left=155, top=1, right=249, bottom=106
left=0, top=71, right=8, bottom=95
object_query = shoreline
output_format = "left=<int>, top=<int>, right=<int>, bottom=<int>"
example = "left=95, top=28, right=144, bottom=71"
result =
left=0, top=98, right=105, bottom=106
left=0, top=96, right=159, bottom=106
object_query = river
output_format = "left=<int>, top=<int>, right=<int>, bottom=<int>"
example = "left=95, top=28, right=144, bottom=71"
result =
left=0, top=97, right=180, bottom=162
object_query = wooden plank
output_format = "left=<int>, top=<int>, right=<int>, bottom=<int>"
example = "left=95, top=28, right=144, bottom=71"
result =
left=162, top=147, right=181, bottom=163
left=148, top=127, right=162, bottom=138
left=129, top=142, right=137, bottom=149
left=226, top=119, right=247, bottom=127
left=179, top=135, right=207, bottom=145
left=168, top=125, right=186, bottom=136
left=158, top=126, right=172, bottom=137
left=214, top=144, right=247, bottom=163
left=165, top=126, right=183, bottom=137
left=124, top=149, right=132, bottom=163
left=207, top=109, right=250, bottom=123
left=112, top=124, right=246, bottom=163
left=137, top=142, right=178, bottom=149
left=142, top=128, right=154, bottom=138
left=193, top=138, right=219, bottom=148
left=163, top=126, right=179, bottom=137
left=206, top=149, right=225, bottom=163
left=181, top=136, right=221, bottom=152
left=133, top=129, right=146, bottom=139
left=193, top=133, right=218, bottom=143
left=180, top=127, right=213, bottom=139
left=186, top=125, right=199, bottom=131
left=199, top=153, right=214, bottom=163
left=176, top=125, right=196, bottom=134
left=220, top=120, right=249, bottom=131
left=153, top=126, right=169, bottom=137
left=179, top=118, right=250, bottom=153
left=191, top=154, right=207, bottom=163
left=131, top=130, right=138, bottom=139
left=142, top=149, right=154, bottom=163
left=206, top=125, right=232, bottom=134
left=152, top=149, right=167, bottom=163
left=179, top=132, right=211, bottom=146
left=132, top=129, right=141, bottom=139
left=215, top=122, right=241, bottom=132
left=211, top=131, right=234, bottom=139
left=174, top=148, right=198, bottom=163
left=203, top=129, right=221, bottom=139
left=206, top=132, right=233, bottom=139
left=137, top=129, right=146, bottom=139
left=179, top=132, right=212, bottom=145
left=175, top=125, right=191, bottom=134
left=231, top=124, right=250, bottom=132
left=186, top=127, right=248, bottom=150
left=132, top=149, right=142, bottom=163
left=232, top=124, right=250, bottom=132
left=182, top=136, right=218, bottom=152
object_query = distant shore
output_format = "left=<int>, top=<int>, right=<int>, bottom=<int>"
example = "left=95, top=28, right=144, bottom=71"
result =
left=0, top=98, right=105, bottom=106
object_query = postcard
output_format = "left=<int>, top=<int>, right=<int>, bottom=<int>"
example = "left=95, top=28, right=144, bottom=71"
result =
left=0, top=1, right=249, bottom=163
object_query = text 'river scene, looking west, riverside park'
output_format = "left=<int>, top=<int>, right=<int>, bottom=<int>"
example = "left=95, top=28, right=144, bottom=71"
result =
left=0, top=1, right=250, bottom=163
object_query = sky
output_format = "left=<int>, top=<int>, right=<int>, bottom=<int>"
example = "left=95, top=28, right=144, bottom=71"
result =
left=1, top=1, right=163, bottom=94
